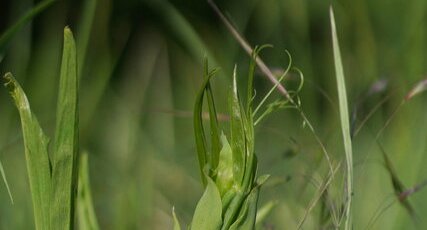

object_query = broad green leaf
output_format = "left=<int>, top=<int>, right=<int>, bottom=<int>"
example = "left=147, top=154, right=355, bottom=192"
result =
left=77, top=152, right=99, bottom=230
left=191, top=177, right=222, bottom=230
left=215, top=133, right=234, bottom=196
left=330, top=7, right=353, bottom=230
left=203, top=58, right=221, bottom=172
left=0, top=0, right=55, bottom=63
left=172, top=207, right=182, bottom=230
left=0, top=159, right=14, bottom=204
left=50, top=27, right=79, bottom=230
left=3, top=73, right=51, bottom=230
left=229, top=66, right=246, bottom=186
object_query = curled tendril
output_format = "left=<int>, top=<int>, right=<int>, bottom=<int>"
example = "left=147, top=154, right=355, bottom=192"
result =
left=253, top=49, right=306, bottom=126
left=253, top=49, right=292, bottom=117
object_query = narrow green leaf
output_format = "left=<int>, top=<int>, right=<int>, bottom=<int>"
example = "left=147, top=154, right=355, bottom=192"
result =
left=330, top=7, right=353, bottom=230
left=3, top=73, right=51, bottom=230
left=0, top=159, right=14, bottom=204
left=191, top=177, right=222, bottom=230
left=77, top=152, right=99, bottom=230
left=221, top=192, right=245, bottom=230
left=230, top=175, right=269, bottom=229
left=229, top=187, right=260, bottom=230
left=229, top=66, right=246, bottom=186
left=203, top=58, right=221, bottom=172
left=172, top=207, right=182, bottom=230
left=194, top=70, right=217, bottom=186
left=0, top=0, right=55, bottom=62
left=50, top=27, right=79, bottom=230
left=241, top=146, right=257, bottom=193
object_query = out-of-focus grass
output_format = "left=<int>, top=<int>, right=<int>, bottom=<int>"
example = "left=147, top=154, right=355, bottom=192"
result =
left=0, top=0, right=427, bottom=229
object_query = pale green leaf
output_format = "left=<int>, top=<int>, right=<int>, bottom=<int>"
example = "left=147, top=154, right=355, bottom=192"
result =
left=215, top=133, right=234, bottom=196
left=3, top=73, right=51, bottom=230
left=330, top=7, right=353, bottom=230
left=191, top=177, right=222, bottom=230
left=172, top=207, right=181, bottom=230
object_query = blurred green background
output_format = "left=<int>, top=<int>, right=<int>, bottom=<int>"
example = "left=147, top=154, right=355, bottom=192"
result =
left=1, top=0, right=427, bottom=229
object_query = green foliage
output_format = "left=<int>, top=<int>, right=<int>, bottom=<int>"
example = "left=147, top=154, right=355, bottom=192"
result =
left=2, top=27, right=78, bottom=230
left=2, top=0, right=427, bottom=229
left=190, top=49, right=276, bottom=229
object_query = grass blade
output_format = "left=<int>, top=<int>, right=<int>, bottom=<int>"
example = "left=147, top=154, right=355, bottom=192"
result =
left=0, top=0, right=55, bottom=62
left=3, top=73, right=51, bottom=230
left=0, top=159, right=14, bottom=204
left=76, top=0, right=97, bottom=79
left=77, top=152, right=99, bottom=230
left=330, top=7, right=353, bottom=229
left=50, top=27, right=79, bottom=230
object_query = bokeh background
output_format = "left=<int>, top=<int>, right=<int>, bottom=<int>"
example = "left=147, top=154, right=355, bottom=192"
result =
left=1, top=0, right=427, bottom=229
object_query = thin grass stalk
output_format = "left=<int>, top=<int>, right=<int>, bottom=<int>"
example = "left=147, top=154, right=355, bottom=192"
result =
left=330, top=7, right=353, bottom=230
left=0, top=0, right=56, bottom=62
left=0, top=159, right=13, bottom=204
